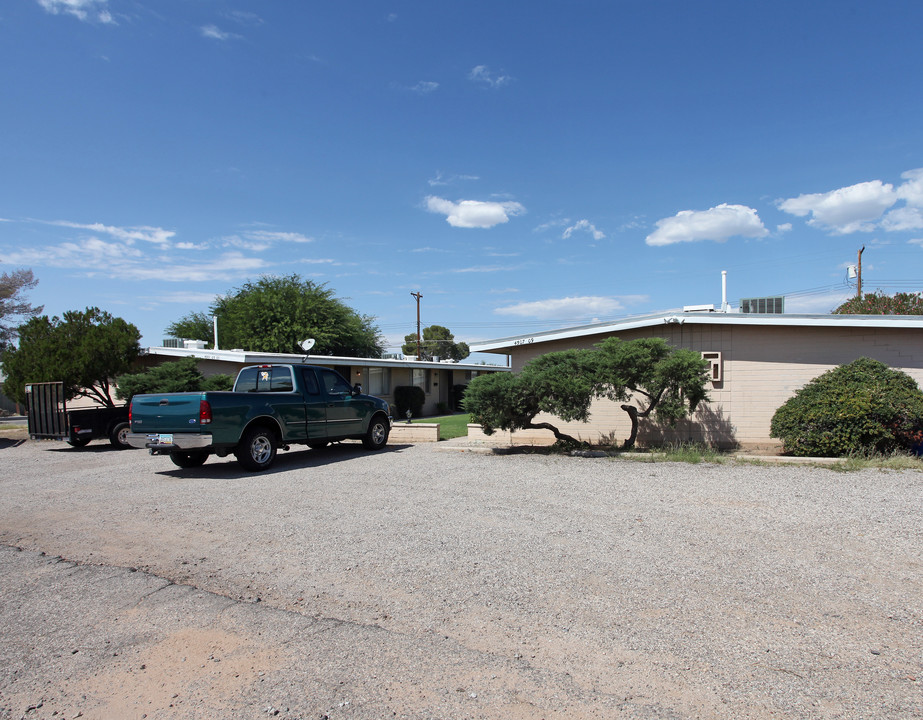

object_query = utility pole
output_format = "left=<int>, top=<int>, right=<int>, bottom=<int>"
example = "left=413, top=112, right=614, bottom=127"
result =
left=857, top=246, right=865, bottom=299
left=410, top=291, right=423, bottom=360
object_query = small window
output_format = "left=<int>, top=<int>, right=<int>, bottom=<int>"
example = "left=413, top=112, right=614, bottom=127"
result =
left=412, top=368, right=429, bottom=393
left=233, top=366, right=294, bottom=393
left=368, top=367, right=391, bottom=395
left=320, top=368, right=353, bottom=395
left=301, top=369, right=321, bottom=396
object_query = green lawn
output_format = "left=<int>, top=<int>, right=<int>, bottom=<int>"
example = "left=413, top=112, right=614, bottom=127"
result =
left=411, top=413, right=470, bottom=440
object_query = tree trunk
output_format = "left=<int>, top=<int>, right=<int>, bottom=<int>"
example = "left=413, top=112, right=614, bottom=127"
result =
left=525, top=421, right=581, bottom=446
left=620, top=404, right=639, bottom=450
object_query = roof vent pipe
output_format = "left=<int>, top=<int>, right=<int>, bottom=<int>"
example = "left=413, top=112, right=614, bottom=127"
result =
left=213, top=315, right=219, bottom=351
left=721, top=271, right=728, bottom=313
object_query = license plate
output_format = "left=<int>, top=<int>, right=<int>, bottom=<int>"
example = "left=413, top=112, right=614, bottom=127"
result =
left=157, top=434, right=174, bottom=445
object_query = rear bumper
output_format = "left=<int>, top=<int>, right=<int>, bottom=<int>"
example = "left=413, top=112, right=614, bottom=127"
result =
left=126, top=432, right=213, bottom=453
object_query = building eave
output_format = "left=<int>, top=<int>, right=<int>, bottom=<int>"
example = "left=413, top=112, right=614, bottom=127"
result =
left=141, top=346, right=509, bottom=372
left=469, top=311, right=923, bottom=353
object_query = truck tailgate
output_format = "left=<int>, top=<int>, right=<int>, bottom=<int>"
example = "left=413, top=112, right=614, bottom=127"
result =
left=130, top=393, right=206, bottom=433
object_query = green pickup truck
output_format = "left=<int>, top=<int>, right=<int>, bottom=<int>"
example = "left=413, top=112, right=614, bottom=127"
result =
left=126, top=364, right=392, bottom=471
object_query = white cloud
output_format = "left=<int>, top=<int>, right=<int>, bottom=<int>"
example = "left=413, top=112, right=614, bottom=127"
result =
left=881, top=206, right=923, bottom=232
left=563, top=219, right=605, bottom=241
left=776, top=223, right=793, bottom=233
left=245, top=230, right=313, bottom=243
left=495, top=295, right=641, bottom=320
left=896, top=168, right=923, bottom=205
left=50, top=220, right=175, bottom=245
left=411, top=81, right=439, bottom=94
left=778, top=180, right=898, bottom=234
left=425, top=196, right=525, bottom=229
left=909, top=238, right=923, bottom=247
left=37, top=0, right=113, bottom=23
left=468, top=65, right=512, bottom=88
left=428, top=172, right=479, bottom=187
left=645, top=204, right=768, bottom=246
left=201, top=25, right=239, bottom=41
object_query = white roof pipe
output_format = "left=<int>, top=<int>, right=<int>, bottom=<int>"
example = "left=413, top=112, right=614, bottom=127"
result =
left=213, top=315, right=219, bottom=351
left=721, top=270, right=728, bottom=313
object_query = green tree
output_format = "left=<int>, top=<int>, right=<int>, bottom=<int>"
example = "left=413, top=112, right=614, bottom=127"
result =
left=0, top=268, right=43, bottom=351
left=116, top=356, right=234, bottom=403
left=167, top=275, right=383, bottom=357
left=463, top=338, right=710, bottom=450
left=402, top=325, right=470, bottom=361
left=167, top=311, right=214, bottom=346
left=463, top=349, right=599, bottom=445
left=2, top=307, right=141, bottom=406
left=770, top=357, right=923, bottom=457
left=594, top=337, right=710, bottom=450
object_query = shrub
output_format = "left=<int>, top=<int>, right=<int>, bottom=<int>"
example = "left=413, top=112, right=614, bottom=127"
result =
left=393, top=385, right=425, bottom=419
left=770, top=358, right=923, bottom=457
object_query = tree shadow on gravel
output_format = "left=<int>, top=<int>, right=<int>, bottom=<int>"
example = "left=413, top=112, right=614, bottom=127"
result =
left=153, top=442, right=414, bottom=480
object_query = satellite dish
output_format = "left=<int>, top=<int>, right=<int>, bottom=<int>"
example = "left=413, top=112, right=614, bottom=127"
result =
left=300, top=338, right=316, bottom=352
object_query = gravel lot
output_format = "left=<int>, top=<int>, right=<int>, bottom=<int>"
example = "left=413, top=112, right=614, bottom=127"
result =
left=0, top=436, right=921, bottom=719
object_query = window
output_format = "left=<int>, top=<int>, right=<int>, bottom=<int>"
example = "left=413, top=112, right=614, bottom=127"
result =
left=368, top=367, right=391, bottom=395
left=319, top=368, right=353, bottom=395
left=301, top=369, right=321, bottom=396
left=412, top=368, right=429, bottom=393
left=234, top=366, right=295, bottom=393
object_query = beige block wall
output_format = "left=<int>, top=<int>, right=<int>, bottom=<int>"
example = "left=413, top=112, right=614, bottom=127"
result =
left=505, top=324, right=923, bottom=449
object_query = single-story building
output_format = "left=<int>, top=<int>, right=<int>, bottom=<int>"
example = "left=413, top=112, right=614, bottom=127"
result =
left=136, top=344, right=508, bottom=418
left=469, top=309, right=923, bottom=451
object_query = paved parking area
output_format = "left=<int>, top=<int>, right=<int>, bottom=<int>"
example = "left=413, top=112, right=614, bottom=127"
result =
left=1, top=438, right=921, bottom=719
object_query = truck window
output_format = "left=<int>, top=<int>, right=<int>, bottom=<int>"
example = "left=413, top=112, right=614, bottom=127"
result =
left=234, top=366, right=295, bottom=393
left=319, top=368, right=352, bottom=395
left=301, top=369, right=321, bottom=396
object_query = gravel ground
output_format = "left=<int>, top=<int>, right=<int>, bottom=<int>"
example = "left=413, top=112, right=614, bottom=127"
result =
left=0, top=436, right=921, bottom=719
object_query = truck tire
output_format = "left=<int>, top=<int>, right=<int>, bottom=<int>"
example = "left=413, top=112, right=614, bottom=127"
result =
left=109, top=422, right=131, bottom=449
left=235, top=426, right=278, bottom=471
left=170, top=451, right=209, bottom=468
left=67, top=437, right=91, bottom=448
left=362, top=414, right=390, bottom=450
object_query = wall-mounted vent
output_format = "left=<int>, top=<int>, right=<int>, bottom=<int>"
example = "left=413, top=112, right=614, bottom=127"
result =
left=740, top=296, right=784, bottom=314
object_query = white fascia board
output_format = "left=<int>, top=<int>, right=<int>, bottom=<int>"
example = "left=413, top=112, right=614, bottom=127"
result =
left=470, top=312, right=923, bottom=352
left=142, top=347, right=508, bottom=372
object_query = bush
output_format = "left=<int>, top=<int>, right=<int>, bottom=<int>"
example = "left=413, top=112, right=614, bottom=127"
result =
left=393, top=385, right=425, bottom=419
left=770, top=358, right=923, bottom=457
left=116, top=357, right=232, bottom=402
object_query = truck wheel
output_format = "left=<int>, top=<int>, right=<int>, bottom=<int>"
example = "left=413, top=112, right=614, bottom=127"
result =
left=109, top=422, right=131, bottom=449
left=362, top=415, right=389, bottom=450
left=67, top=437, right=91, bottom=448
left=235, top=426, right=278, bottom=471
left=170, top=451, right=209, bottom=468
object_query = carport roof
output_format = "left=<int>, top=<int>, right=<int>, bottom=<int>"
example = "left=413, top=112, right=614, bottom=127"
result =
left=469, top=310, right=923, bottom=353
left=142, top=346, right=510, bottom=372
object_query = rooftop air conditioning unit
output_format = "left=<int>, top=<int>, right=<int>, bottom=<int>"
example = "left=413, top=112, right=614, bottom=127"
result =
left=183, top=339, right=207, bottom=350
left=162, top=338, right=184, bottom=348
left=740, top=296, right=785, bottom=314
left=683, top=304, right=715, bottom=313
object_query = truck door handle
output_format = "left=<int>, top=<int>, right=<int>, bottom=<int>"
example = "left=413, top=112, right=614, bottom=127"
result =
left=159, top=400, right=169, bottom=406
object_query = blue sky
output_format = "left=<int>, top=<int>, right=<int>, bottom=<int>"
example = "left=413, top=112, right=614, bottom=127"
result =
left=2, top=1, right=923, bottom=360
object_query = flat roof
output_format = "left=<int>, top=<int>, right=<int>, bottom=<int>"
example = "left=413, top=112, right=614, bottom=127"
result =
left=142, top=346, right=509, bottom=372
left=469, top=310, right=923, bottom=353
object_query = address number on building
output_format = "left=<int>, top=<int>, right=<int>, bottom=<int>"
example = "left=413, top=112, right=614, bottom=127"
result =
left=513, top=337, right=534, bottom=346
